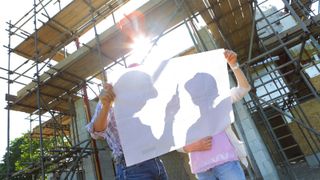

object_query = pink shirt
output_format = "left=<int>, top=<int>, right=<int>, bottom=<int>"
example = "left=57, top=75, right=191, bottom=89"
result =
left=189, top=131, right=238, bottom=173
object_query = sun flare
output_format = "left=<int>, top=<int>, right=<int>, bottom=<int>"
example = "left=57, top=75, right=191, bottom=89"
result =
left=131, top=36, right=151, bottom=52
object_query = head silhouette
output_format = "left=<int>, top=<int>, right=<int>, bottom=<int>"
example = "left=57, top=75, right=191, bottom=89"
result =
left=114, top=70, right=157, bottom=113
left=184, top=73, right=218, bottom=105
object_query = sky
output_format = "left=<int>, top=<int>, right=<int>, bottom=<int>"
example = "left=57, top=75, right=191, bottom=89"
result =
left=0, top=0, right=36, bottom=162
left=1, top=0, right=318, bottom=163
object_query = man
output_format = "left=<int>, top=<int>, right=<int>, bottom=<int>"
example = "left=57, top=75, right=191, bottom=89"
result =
left=86, top=66, right=171, bottom=180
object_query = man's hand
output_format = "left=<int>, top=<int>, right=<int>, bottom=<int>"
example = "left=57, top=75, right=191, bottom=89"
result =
left=183, top=136, right=213, bottom=153
left=224, top=49, right=237, bottom=66
left=99, top=83, right=115, bottom=107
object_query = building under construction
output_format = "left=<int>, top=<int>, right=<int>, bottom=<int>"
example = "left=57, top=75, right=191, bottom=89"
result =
left=2, top=0, right=320, bottom=179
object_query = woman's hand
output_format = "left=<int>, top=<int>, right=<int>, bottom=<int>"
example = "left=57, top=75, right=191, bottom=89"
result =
left=224, top=49, right=238, bottom=67
left=183, top=136, right=213, bottom=153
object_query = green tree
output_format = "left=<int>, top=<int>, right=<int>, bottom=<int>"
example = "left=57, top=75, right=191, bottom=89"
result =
left=0, top=132, right=70, bottom=179
left=0, top=135, right=33, bottom=179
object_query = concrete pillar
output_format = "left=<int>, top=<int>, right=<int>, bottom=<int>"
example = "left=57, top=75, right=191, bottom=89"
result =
left=196, top=28, right=218, bottom=51
left=233, top=99, right=280, bottom=179
left=74, top=99, right=96, bottom=180
left=74, top=99, right=115, bottom=180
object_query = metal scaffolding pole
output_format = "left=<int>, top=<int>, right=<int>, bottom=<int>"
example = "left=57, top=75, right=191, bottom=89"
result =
left=244, top=3, right=263, bottom=179
left=74, top=0, right=104, bottom=173
left=33, top=0, right=45, bottom=179
left=256, top=0, right=320, bottom=150
left=244, top=0, right=320, bottom=178
left=3, top=0, right=132, bottom=179
left=281, top=0, right=320, bottom=51
left=84, top=0, right=107, bottom=83
left=251, top=92, right=298, bottom=179
left=11, top=0, right=55, bottom=35
left=6, top=21, right=12, bottom=180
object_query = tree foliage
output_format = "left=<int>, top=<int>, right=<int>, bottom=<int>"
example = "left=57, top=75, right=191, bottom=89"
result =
left=0, top=132, right=70, bottom=179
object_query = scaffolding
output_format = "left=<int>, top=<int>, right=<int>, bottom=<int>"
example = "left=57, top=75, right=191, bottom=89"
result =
left=2, top=0, right=320, bottom=179
left=245, top=0, right=320, bottom=179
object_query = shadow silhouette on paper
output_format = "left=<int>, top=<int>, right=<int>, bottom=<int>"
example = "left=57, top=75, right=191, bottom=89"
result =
left=184, top=72, right=232, bottom=145
left=152, top=59, right=169, bottom=83
left=113, top=70, right=180, bottom=166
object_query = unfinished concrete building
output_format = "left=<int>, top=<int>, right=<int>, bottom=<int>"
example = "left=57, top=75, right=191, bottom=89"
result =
left=3, top=0, right=320, bottom=179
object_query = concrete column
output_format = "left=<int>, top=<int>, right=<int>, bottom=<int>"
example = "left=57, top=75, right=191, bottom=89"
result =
left=228, top=71, right=279, bottom=179
left=74, top=99, right=96, bottom=180
left=74, top=99, right=115, bottom=180
left=233, top=99, right=280, bottom=179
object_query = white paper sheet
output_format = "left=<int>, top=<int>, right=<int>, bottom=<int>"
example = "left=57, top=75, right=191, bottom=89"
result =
left=109, top=49, right=233, bottom=166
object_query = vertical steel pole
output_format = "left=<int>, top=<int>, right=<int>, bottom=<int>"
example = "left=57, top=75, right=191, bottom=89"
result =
left=33, top=0, right=45, bottom=179
left=6, top=20, right=12, bottom=180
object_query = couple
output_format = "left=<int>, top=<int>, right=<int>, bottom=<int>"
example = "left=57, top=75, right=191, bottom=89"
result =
left=86, top=49, right=251, bottom=180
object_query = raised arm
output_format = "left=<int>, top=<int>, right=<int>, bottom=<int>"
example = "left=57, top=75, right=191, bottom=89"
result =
left=224, top=49, right=251, bottom=90
left=224, top=49, right=251, bottom=103
left=93, top=83, right=115, bottom=132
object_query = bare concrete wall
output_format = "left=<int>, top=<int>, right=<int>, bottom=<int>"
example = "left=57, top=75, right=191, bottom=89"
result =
left=289, top=99, right=320, bottom=155
left=254, top=120, right=284, bottom=165
left=74, top=99, right=115, bottom=180
left=74, top=99, right=96, bottom=180
left=310, top=75, right=320, bottom=92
